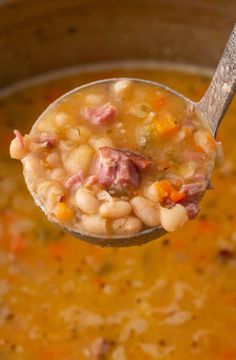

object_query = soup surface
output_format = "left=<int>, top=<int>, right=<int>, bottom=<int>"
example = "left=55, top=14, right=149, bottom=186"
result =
left=11, top=79, right=220, bottom=238
left=1, top=66, right=236, bottom=359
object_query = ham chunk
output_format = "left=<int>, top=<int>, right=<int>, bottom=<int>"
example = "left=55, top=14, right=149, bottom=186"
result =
left=83, top=103, right=118, bottom=126
left=13, top=129, right=25, bottom=149
left=180, top=175, right=207, bottom=202
left=95, top=147, right=153, bottom=191
left=33, top=133, right=57, bottom=147
left=179, top=175, right=208, bottom=219
left=84, top=175, right=98, bottom=187
left=182, top=201, right=200, bottom=219
left=123, top=149, right=154, bottom=170
left=64, top=170, right=85, bottom=189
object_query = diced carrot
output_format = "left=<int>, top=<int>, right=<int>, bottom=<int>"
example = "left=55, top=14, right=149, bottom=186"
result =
left=153, top=94, right=167, bottom=109
left=155, top=180, right=185, bottom=203
left=170, top=189, right=185, bottom=203
left=197, top=219, right=218, bottom=234
left=91, top=276, right=106, bottom=288
left=39, top=350, right=55, bottom=360
left=153, top=111, right=178, bottom=137
left=9, top=235, right=28, bottom=254
left=54, top=202, right=74, bottom=222
left=38, top=345, right=70, bottom=360
left=172, top=239, right=185, bottom=251
left=194, top=131, right=217, bottom=153
left=222, top=292, right=236, bottom=306
left=47, top=241, right=68, bottom=258
left=206, top=133, right=217, bottom=151
left=195, top=145, right=205, bottom=153
left=155, top=181, right=169, bottom=200
left=183, top=126, right=193, bottom=137
left=220, top=350, right=236, bottom=360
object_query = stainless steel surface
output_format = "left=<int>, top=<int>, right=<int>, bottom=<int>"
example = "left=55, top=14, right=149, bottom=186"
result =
left=197, top=24, right=236, bottom=135
left=1, top=0, right=236, bottom=246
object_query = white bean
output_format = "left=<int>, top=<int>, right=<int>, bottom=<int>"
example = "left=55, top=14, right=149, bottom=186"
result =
left=49, top=168, right=66, bottom=181
left=66, top=128, right=81, bottom=142
left=130, top=196, right=160, bottom=227
left=75, top=187, right=100, bottom=214
left=81, top=215, right=107, bottom=235
left=10, top=138, right=27, bottom=160
left=159, top=204, right=188, bottom=232
left=145, top=182, right=160, bottom=202
left=55, top=112, right=68, bottom=126
left=194, top=130, right=216, bottom=153
left=22, top=155, right=44, bottom=180
left=113, top=216, right=143, bottom=235
left=59, top=140, right=76, bottom=163
left=64, top=144, right=94, bottom=174
left=37, top=180, right=64, bottom=211
left=89, top=136, right=114, bottom=151
left=99, top=200, right=131, bottom=219
left=46, top=151, right=61, bottom=166
left=77, top=126, right=90, bottom=143
left=85, top=94, right=104, bottom=105
left=113, top=80, right=131, bottom=97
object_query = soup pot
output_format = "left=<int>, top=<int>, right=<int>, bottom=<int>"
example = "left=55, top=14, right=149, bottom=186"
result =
left=0, top=2, right=236, bottom=358
left=0, top=0, right=235, bottom=89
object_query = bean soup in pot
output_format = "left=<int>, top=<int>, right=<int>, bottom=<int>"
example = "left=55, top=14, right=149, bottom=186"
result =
left=1, top=66, right=236, bottom=359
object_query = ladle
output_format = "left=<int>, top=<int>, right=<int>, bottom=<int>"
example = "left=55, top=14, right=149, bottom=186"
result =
left=28, top=24, right=236, bottom=247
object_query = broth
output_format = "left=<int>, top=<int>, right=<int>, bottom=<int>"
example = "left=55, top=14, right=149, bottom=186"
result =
left=0, top=66, right=236, bottom=359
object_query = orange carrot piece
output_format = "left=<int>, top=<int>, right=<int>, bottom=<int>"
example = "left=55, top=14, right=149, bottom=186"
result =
left=154, top=111, right=178, bottom=138
left=197, top=219, right=218, bottom=234
left=9, top=235, right=28, bottom=254
left=47, top=241, right=68, bottom=258
left=54, top=202, right=74, bottom=222
left=155, top=180, right=185, bottom=203
left=220, top=350, right=236, bottom=360
left=221, top=292, right=236, bottom=306
left=91, top=276, right=106, bottom=288
left=183, top=126, right=193, bottom=137
left=153, top=94, right=167, bottom=109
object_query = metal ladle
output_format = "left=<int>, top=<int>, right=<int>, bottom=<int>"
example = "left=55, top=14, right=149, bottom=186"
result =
left=28, top=24, right=235, bottom=247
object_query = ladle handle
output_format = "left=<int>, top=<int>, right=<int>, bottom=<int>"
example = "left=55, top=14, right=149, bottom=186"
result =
left=197, top=23, right=236, bottom=135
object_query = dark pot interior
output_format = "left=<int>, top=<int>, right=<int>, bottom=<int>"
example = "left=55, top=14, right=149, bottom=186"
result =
left=0, top=0, right=235, bottom=88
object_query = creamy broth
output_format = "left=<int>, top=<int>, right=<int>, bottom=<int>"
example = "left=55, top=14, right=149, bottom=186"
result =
left=1, top=66, right=236, bottom=359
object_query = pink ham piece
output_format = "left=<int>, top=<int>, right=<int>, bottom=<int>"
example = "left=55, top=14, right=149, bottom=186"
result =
left=182, top=201, right=200, bottom=219
left=13, top=129, right=25, bottom=149
left=64, top=170, right=85, bottom=189
left=180, top=174, right=207, bottom=202
left=95, top=146, right=153, bottom=191
left=34, top=133, right=57, bottom=147
left=83, top=103, right=118, bottom=126
left=84, top=175, right=98, bottom=187
left=179, top=175, right=208, bottom=219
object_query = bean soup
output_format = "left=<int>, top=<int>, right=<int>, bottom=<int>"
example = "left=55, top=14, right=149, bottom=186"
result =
left=1, top=66, right=236, bottom=359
